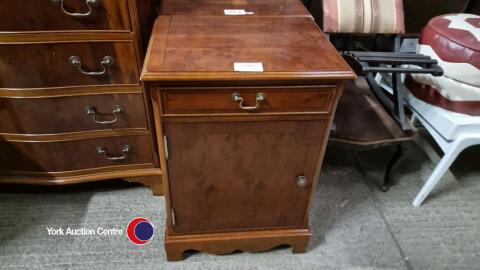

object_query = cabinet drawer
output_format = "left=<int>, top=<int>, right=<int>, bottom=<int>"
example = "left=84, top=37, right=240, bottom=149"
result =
left=0, top=94, right=147, bottom=135
left=0, top=135, right=153, bottom=173
left=0, top=0, right=130, bottom=32
left=162, top=86, right=336, bottom=115
left=0, top=42, right=139, bottom=89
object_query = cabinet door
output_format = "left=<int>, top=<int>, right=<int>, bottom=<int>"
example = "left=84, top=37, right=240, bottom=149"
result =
left=165, top=120, right=327, bottom=234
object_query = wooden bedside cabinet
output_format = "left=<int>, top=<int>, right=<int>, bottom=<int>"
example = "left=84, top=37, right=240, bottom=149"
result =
left=142, top=16, right=355, bottom=260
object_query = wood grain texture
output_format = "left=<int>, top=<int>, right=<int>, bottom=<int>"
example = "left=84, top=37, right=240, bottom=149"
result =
left=165, top=228, right=311, bottom=261
left=133, top=0, right=161, bottom=53
left=0, top=168, right=161, bottom=185
left=128, top=0, right=162, bottom=170
left=162, top=86, right=335, bottom=115
left=150, top=89, right=176, bottom=233
left=160, top=0, right=311, bottom=16
left=165, top=120, right=326, bottom=235
left=0, top=94, right=147, bottom=135
left=0, top=0, right=161, bottom=192
left=0, top=134, right=153, bottom=173
left=1, top=129, right=149, bottom=142
left=0, top=0, right=130, bottom=32
left=144, top=11, right=354, bottom=259
left=0, top=164, right=155, bottom=178
left=0, top=85, right=143, bottom=98
left=141, top=16, right=356, bottom=82
left=125, top=175, right=164, bottom=195
left=301, top=83, right=344, bottom=227
left=0, top=32, right=134, bottom=43
left=0, top=41, right=139, bottom=88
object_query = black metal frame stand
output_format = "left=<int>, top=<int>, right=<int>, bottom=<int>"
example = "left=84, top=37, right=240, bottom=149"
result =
left=382, top=144, right=403, bottom=191
left=342, top=50, right=443, bottom=191
left=342, top=50, right=443, bottom=131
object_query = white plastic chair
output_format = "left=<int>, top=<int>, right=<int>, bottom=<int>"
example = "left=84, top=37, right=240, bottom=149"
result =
left=406, top=93, right=480, bottom=207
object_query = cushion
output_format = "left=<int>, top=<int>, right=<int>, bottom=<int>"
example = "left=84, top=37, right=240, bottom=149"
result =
left=323, top=0, right=405, bottom=34
left=411, top=13, right=480, bottom=115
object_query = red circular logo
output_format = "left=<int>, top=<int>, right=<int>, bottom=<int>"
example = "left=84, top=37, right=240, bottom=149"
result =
left=126, top=217, right=154, bottom=245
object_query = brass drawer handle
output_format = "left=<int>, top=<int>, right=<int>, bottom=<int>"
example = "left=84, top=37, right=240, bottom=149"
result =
left=231, top=92, right=266, bottom=111
left=297, top=176, right=308, bottom=188
left=69, top=55, right=114, bottom=76
left=51, top=0, right=101, bottom=17
left=96, top=145, right=131, bottom=161
left=85, top=105, right=124, bottom=125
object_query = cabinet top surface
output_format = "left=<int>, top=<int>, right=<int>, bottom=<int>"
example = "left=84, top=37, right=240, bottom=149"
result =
left=160, top=0, right=311, bottom=16
left=141, top=16, right=356, bottom=82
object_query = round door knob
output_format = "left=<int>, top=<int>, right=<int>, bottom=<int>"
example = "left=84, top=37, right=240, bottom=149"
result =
left=297, top=176, right=308, bottom=188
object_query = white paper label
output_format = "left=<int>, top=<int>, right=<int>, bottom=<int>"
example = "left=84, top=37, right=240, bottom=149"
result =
left=234, top=62, right=264, bottom=72
left=400, top=38, right=418, bottom=53
left=224, top=9, right=254, bottom=16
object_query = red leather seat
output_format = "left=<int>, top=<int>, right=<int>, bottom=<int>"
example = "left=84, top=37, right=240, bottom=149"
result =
left=410, top=13, right=480, bottom=115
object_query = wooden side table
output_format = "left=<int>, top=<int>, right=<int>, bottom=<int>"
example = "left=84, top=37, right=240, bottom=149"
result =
left=141, top=15, right=355, bottom=261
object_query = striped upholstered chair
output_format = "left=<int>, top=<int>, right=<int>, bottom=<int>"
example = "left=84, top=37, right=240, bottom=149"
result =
left=323, top=0, right=405, bottom=35
left=324, top=0, right=414, bottom=191
left=324, top=0, right=445, bottom=196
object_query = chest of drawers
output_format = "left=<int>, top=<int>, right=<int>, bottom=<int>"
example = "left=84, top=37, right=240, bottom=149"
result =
left=142, top=15, right=355, bottom=260
left=0, top=0, right=162, bottom=194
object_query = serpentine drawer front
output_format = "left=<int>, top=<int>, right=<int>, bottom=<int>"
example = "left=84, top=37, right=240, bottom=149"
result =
left=0, top=42, right=139, bottom=88
left=0, top=0, right=130, bottom=32
left=0, top=135, right=153, bottom=173
left=142, top=15, right=356, bottom=260
left=0, top=0, right=162, bottom=193
left=0, top=94, right=147, bottom=135
left=162, top=86, right=336, bottom=115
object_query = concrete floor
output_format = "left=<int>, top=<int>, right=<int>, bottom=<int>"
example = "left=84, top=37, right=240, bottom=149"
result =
left=0, top=134, right=479, bottom=270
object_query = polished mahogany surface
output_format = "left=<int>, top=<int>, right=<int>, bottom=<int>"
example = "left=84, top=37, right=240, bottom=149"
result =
left=0, top=0, right=162, bottom=192
left=160, top=0, right=310, bottom=16
left=145, top=13, right=355, bottom=259
left=162, top=86, right=336, bottom=115
left=143, top=9, right=356, bottom=259
left=0, top=42, right=139, bottom=88
left=0, top=94, right=147, bottom=135
left=0, top=0, right=130, bottom=32
left=165, top=119, right=326, bottom=234
left=0, top=134, right=153, bottom=173
left=141, top=16, right=355, bottom=81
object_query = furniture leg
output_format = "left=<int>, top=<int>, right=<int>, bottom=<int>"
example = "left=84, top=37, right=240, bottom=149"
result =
left=410, top=113, right=418, bottom=127
left=413, top=135, right=479, bottom=206
left=382, top=143, right=403, bottom=192
left=291, top=242, right=309, bottom=254
left=165, top=248, right=185, bottom=261
left=124, top=176, right=163, bottom=196
left=165, top=229, right=311, bottom=261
